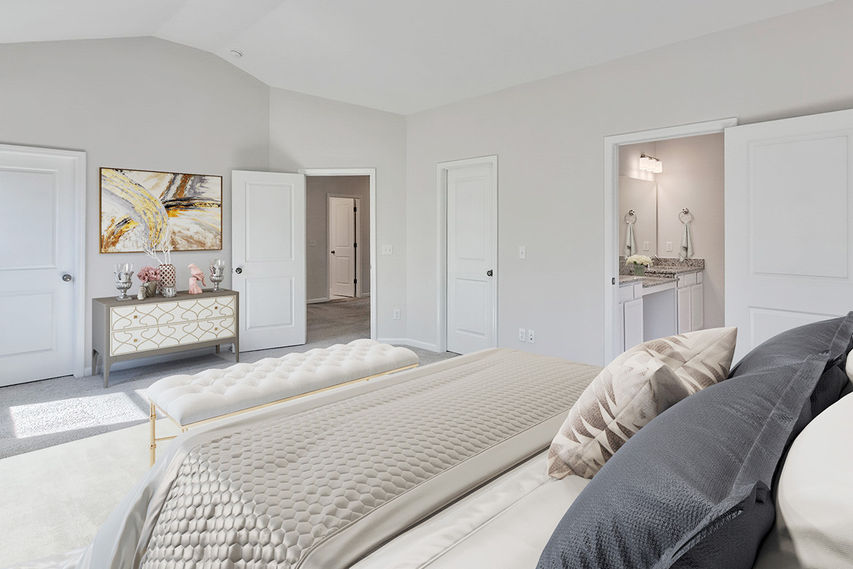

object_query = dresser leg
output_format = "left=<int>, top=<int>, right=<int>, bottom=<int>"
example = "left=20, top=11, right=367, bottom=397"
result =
left=234, top=341, right=240, bottom=363
left=92, top=350, right=98, bottom=375
left=215, top=344, right=220, bottom=354
left=104, top=361, right=111, bottom=388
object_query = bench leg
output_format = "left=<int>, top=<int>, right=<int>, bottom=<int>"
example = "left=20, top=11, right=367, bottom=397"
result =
left=149, top=403, right=157, bottom=466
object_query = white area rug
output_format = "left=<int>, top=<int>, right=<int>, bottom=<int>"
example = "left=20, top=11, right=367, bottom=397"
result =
left=0, top=420, right=178, bottom=567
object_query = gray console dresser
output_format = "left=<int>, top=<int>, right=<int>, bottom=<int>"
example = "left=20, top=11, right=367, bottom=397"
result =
left=92, top=290, right=239, bottom=387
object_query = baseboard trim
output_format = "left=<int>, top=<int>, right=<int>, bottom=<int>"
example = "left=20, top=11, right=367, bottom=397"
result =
left=307, top=297, right=330, bottom=304
left=377, top=337, right=442, bottom=353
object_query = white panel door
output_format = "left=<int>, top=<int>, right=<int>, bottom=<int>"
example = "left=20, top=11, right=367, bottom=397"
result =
left=726, top=108, right=853, bottom=362
left=232, top=170, right=306, bottom=351
left=0, top=147, right=82, bottom=386
left=328, top=196, right=356, bottom=297
left=446, top=158, right=497, bottom=354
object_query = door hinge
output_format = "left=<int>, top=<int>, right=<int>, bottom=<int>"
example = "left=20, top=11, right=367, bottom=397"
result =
left=354, top=206, right=357, bottom=213
left=353, top=242, right=357, bottom=248
left=354, top=278, right=358, bottom=284
left=611, top=277, right=616, bottom=285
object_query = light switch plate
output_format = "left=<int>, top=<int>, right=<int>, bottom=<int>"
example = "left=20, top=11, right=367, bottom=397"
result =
left=665, top=241, right=673, bottom=252
left=519, top=246, right=527, bottom=260
left=382, top=244, right=393, bottom=255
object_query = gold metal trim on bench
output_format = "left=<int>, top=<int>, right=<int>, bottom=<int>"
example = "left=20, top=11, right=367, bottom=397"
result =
left=149, top=363, right=419, bottom=465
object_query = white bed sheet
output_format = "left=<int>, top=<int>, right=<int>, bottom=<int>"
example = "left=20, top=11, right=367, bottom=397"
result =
left=353, top=450, right=589, bottom=569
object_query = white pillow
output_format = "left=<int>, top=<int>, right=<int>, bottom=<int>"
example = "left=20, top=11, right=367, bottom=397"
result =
left=763, top=393, right=853, bottom=569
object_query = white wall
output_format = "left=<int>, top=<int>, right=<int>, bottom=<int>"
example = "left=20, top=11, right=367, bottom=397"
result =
left=656, top=134, right=725, bottom=328
left=268, top=89, right=407, bottom=339
left=0, top=37, right=270, bottom=374
left=306, top=175, right=371, bottom=301
left=405, top=0, right=853, bottom=364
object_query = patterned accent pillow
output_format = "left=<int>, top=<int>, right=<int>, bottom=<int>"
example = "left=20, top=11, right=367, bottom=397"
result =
left=547, top=327, right=737, bottom=479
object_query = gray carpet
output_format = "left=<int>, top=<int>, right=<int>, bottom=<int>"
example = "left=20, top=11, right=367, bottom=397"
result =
left=0, top=298, right=455, bottom=458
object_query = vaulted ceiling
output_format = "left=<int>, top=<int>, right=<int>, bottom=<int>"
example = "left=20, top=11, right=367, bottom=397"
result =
left=0, top=0, right=835, bottom=114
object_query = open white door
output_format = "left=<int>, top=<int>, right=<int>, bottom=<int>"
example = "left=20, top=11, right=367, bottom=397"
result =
left=0, top=145, right=85, bottom=386
left=726, top=108, right=853, bottom=362
left=328, top=196, right=356, bottom=297
left=232, top=170, right=306, bottom=351
left=445, top=157, right=497, bottom=354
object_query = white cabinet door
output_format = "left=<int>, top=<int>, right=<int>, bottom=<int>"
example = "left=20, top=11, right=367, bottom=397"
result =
left=615, top=301, right=626, bottom=354
left=232, top=170, right=306, bottom=351
left=690, top=283, right=704, bottom=331
left=726, top=109, right=853, bottom=362
left=623, top=298, right=644, bottom=350
left=677, top=287, right=692, bottom=334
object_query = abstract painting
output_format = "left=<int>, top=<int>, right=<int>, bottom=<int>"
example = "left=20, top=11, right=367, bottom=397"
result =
left=100, top=168, right=222, bottom=253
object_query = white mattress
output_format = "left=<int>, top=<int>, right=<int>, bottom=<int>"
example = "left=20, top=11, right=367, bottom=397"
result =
left=352, top=450, right=590, bottom=569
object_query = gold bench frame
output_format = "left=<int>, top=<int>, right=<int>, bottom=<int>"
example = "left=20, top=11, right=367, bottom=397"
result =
left=149, top=363, right=418, bottom=465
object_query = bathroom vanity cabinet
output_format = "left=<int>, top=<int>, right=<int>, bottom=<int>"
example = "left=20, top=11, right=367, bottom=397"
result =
left=676, top=272, right=704, bottom=334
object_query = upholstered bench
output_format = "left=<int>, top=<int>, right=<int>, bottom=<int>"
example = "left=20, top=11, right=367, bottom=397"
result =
left=146, top=339, right=419, bottom=464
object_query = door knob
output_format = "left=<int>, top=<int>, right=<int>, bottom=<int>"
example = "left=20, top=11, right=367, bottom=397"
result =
left=486, top=269, right=494, bottom=277
left=61, top=273, right=73, bottom=282
left=235, top=267, right=243, bottom=274
left=331, top=250, right=336, bottom=255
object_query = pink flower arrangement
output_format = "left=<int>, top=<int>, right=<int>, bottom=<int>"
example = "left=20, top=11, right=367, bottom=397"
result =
left=137, top=266, right=162, bottom=283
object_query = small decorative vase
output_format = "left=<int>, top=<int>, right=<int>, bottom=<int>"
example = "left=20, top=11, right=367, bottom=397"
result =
left=631, top=264, right=646, bottom=276
left=144, top=281, right=158, bottom=297
left=158, top=263, right=176, bottom=295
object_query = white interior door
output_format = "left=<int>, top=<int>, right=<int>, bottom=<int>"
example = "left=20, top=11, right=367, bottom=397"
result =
left=726, top=108, right=853, bottom=362
left=328, top=196, right=356, bottom=297
left=0, top=146, right=84, bottom=386
left=232, top=170, right=306, bottom=351
left=446, top=157, right=497, bottom=354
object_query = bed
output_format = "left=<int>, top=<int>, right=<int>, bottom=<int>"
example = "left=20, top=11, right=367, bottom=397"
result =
left=13, top=316, right=853, bottom=569
left=60, top=349, right=600, bottom=569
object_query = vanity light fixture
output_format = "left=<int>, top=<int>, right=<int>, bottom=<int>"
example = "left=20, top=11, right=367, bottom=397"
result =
left=639, top=153, right=663, bottom=174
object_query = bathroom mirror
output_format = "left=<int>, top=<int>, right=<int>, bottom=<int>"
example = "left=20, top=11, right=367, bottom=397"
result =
left=618, top=175, right=657, bottom=257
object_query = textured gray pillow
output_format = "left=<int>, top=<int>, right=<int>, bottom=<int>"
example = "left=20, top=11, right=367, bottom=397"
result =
left=547, top=327, right=737, bottom=479
left=537, top=314, right=853, bottom=569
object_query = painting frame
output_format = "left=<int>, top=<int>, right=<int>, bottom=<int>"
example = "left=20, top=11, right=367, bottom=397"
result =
left=99, top=167, right=223, bottom=254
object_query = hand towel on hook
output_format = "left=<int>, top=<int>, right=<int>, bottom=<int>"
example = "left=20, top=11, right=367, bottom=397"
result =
left=625, top=216, right=636, bottom=257
left=679, top=217, right=693, bottom=261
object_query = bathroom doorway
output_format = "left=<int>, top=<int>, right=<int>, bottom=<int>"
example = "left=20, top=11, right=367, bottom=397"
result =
left=602, top=119, right=735, bottom=362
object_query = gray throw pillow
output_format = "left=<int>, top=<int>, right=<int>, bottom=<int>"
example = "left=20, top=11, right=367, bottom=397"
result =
left=537, top=314, right=853, bottom=569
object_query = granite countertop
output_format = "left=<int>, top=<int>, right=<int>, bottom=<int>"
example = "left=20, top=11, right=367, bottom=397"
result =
left=619, top=275, right=677, bottom=288
left=622, top=257, right=705, bottom=279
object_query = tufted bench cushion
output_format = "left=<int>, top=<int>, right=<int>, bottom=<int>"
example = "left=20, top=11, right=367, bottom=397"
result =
left=147, top=339, right=419, bottom=426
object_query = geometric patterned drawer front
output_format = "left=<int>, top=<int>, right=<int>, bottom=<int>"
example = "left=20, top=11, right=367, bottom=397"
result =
left=110, top=316, right=236, bottom=356
left=110, top=295, right=237, bottom=331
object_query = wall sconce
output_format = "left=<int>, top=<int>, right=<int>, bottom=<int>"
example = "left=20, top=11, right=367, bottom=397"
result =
left=639, top=153, right=663, bottom=174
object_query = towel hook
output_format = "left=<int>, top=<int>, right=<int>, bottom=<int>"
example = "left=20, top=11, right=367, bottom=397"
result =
left=679, top=208, right=693, bottom=223
left=624, top=209, right=636, bottom=224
